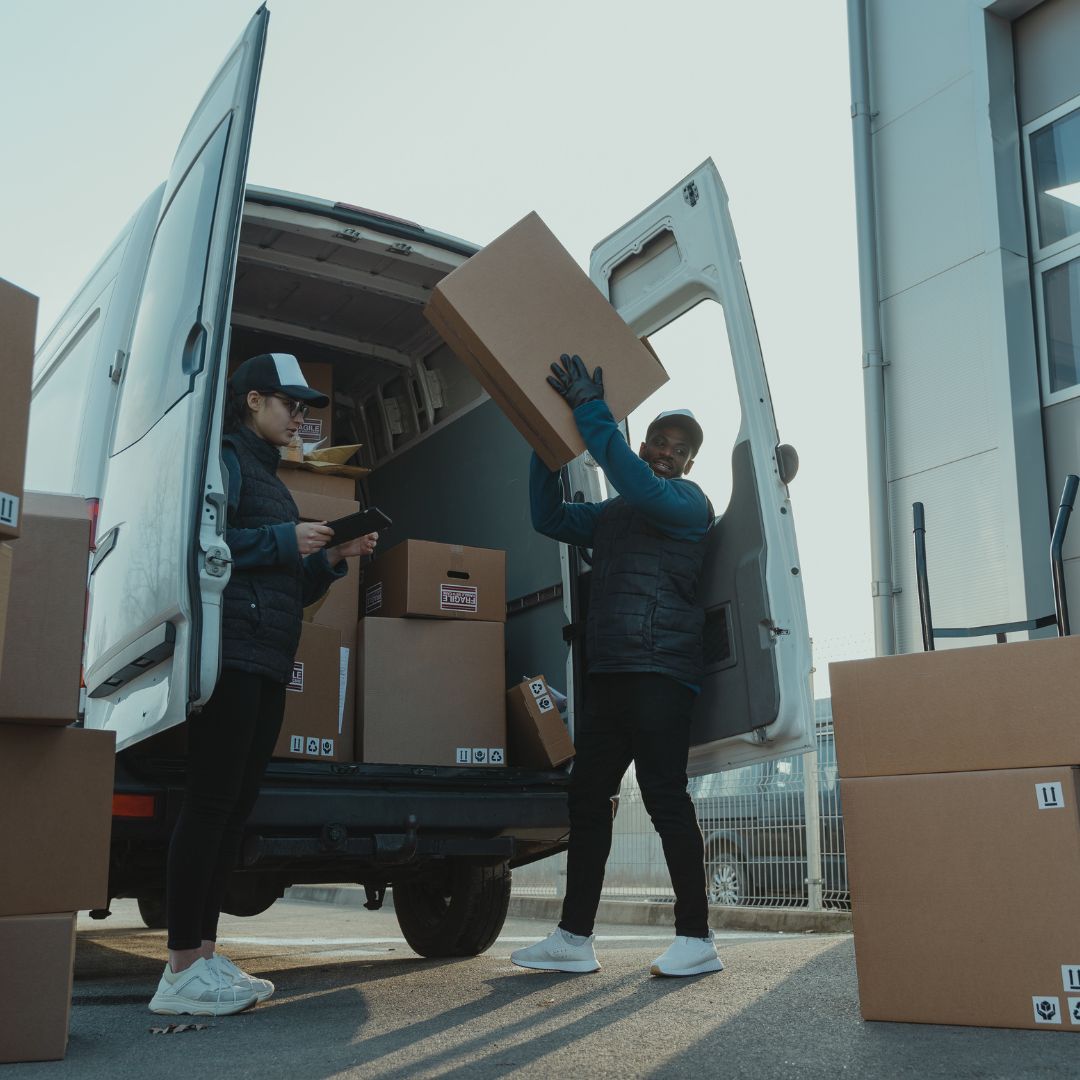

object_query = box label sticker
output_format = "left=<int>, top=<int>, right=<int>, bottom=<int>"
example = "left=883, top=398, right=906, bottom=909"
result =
left=365, top=582, right=383, bottom=614
left=1062, top=966, right=1080, bottom=994
left=1068, top=998, right=1080, bottom=1025
left=1036, top=782, right=1065, bottom=809
left=455, top=747, right=473, bottom=765
left=320, top=738, right=334, bottom=757
left=1033, top=996, right=1062, bottom=1024
left=0, top=492, right=19, bottom=529
left=287, top=661, right=304, bottom=692
left=536, top=694, right=554, bottom=713
left=290, top=735, right=304, bottom=754
left=297, top=418, right=324, bottom=442
left=306, top=736, right=320, bottom=756
left=488, top=748, right=505, bottom=765
left=528, top=679, right=546, bottom=698
left=473, top=747, right=489, bottom=765
left=440, top=583, right=478, bottom=613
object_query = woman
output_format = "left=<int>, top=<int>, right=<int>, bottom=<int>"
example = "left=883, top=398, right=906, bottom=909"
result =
left=149, top=352, right=377, bottom=1016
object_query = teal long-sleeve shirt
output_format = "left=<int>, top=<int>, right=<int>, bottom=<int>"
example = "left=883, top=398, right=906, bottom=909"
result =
left=529, top=399, right=711, bottom=545
left=222, top=445, right=346, bottom=606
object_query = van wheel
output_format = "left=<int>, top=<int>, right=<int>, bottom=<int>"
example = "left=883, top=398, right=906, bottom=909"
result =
left=137, top=894, right=168, bottom=930
left=394, top=860, right=511, bottom=958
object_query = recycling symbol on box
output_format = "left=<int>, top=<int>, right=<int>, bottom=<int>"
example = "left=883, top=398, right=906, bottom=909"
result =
left=306, top=737, right=320, bottom=756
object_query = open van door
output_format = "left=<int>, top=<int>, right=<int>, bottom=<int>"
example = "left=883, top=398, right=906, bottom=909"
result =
left=588, top=160, right=813, bottom=773
left=83, top=8, right=268, bottom=750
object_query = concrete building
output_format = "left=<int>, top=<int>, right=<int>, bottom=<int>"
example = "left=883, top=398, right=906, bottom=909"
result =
left=849, top=0, right=1080, bottom=653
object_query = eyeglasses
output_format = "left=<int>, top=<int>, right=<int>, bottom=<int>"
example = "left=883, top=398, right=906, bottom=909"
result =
left=264, top=392, right=311, bottom=419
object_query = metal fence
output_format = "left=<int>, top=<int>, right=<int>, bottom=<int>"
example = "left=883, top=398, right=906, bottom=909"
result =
left=513, top=699, right=848, bottom=911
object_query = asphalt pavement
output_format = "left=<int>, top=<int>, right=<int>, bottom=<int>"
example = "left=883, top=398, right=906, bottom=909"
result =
left=7, top=897, right=1076, bottom=1079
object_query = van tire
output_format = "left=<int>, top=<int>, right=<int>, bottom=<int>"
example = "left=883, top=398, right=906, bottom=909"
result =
left=221, top=875, right=282, bottom=918
left=394, top=860, right=511, bottom=958
left=137, top=894, right=168, bottom=930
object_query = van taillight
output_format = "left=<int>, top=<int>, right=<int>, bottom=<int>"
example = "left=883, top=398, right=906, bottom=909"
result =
left=85, top=498, right=100, bottom=549
left=112, top=794, right=157, bottom=819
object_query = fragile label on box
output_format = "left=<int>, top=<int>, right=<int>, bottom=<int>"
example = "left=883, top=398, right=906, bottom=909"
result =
left=288, top=661, right=304, bottom=692
left=365, top=582, right=383, bottom=614
left=0, top=492, right=18, bottom=530
left=440, top=583, right=478, bottom=613
left=298, top=419, right=324, bottom=442
left=1033, top=996, right=1062, bottom=1024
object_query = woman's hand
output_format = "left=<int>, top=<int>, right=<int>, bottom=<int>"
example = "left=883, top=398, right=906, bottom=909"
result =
left=327, top=531, right=378, bottom=566
left=296, top=521, right=334, bottom=556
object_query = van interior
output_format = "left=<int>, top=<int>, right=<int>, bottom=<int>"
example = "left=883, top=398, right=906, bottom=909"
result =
left=226, top=192, right=569, bottom=699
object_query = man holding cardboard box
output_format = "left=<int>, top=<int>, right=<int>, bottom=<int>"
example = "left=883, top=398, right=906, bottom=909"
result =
left=151, top=354, right=378, bottom=1017
left=511, top=354, right=721, bottom=979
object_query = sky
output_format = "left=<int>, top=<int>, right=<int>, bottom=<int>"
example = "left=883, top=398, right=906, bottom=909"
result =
left=0, top=0, right=874, bottom=689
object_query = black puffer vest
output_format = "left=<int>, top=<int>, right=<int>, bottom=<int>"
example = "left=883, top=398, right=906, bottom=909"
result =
left=585, top=490, right=711, bottom=684
left=221, top=426, right=303, bottom=682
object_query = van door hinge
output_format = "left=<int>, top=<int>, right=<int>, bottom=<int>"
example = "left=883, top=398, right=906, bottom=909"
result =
left=109, top=349, right=127, bottom=383
left=204, top=547, right=232, bottom=578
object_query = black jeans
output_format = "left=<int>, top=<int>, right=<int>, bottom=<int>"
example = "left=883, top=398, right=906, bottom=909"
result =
left=166, top=669, right=286, bottom=950
left=559, top=672, right=709, bottom=939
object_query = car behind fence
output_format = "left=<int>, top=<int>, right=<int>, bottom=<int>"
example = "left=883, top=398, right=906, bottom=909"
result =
left=513, top=699, right=847, bottom=911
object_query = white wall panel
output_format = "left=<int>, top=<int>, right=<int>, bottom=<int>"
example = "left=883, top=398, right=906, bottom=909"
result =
left=868, top=0, right=975, bottom=130
left=882, top=253, right=997, bottom=480
left=874, top=74, right=986, bottom=299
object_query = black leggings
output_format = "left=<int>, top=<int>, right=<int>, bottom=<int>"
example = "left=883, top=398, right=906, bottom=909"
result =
left=166, top=669, right=286, bottom=951
left=559, top=672, right=709, bottom=939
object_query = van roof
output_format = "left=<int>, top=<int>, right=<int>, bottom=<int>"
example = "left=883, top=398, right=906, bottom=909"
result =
left=245, top=185, right=479, bottom=260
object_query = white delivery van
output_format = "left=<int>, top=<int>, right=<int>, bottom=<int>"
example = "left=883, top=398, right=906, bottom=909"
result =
left=25, top=6, right=812, bottom=952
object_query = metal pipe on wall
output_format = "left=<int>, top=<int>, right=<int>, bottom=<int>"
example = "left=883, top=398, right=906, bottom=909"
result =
left=847, top=0, right=896, bottom=656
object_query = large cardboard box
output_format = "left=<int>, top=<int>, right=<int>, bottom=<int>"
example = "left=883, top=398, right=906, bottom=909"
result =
left=0, top=278, right=37, bottom=539
left=829, top=636, right=1080, bottom=778
left=0, top=726, right=115, bottom=917
left=0, top=542, right=12, bottom=681
left=273, top=622, right=353, bottom=762
left=279, top=464, right=357, bottom=500
left=282, top=478, right=362, bottom=637
left=362, top=539, right=506, bottom=623
left=0, top=493, right=91, bottom=723
left=423, top=212, right=668, bottom=471
left=507, top=676, right=575, bottom=768
left=0, top=913, right=76, bottom=1063
left=844, top=766, right=1080, bottom=1031
left=357, top=618, right=506, bottom=766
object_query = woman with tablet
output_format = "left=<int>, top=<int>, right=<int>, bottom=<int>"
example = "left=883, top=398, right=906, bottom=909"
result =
left=149, top=353, right=379, bottom=1017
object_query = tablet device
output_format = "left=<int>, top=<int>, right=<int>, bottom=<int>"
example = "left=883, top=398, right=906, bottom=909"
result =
left=324, top=507, right=392, bottom=546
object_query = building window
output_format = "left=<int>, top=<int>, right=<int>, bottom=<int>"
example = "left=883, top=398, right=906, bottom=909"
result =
left=1024, top=95, right=1080, bottom=402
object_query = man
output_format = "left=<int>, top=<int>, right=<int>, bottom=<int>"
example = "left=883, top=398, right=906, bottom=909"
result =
left=511, top=354, right=722, bottom=978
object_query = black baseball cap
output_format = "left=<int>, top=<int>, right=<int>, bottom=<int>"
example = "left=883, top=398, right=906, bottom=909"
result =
left=229, top=353, right=329, bottom=408
left=646, top=409, right=704, bottom=456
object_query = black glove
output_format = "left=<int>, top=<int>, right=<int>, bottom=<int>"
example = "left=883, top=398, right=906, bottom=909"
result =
left=546, top=353, right=605, bottom=409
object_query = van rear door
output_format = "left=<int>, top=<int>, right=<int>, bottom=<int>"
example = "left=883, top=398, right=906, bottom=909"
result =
left=589, top=160, right=813, bottom=773
left=83, top=8, right=268, bottom=750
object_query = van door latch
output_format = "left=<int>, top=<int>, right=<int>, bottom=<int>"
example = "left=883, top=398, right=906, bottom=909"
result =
left=204, top=547, right=232, bottom=578
left=109, top=349, right=127, bottom=383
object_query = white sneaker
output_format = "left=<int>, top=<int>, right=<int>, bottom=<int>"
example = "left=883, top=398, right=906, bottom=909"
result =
left=209, top=954, right=275, bottom=1002
left=650, top=932, right=724, bottom=977
left=148, top=956, right=260, bottom=1016
left=510, top=927, right=600, bottom=973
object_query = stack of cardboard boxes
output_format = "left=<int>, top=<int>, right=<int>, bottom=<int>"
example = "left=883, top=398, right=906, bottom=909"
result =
left=358, top=539, right=508, bottom=766
left=0, top=278, right=116, bottom=1064
left=831, top=636, right=1080, bottom=1032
